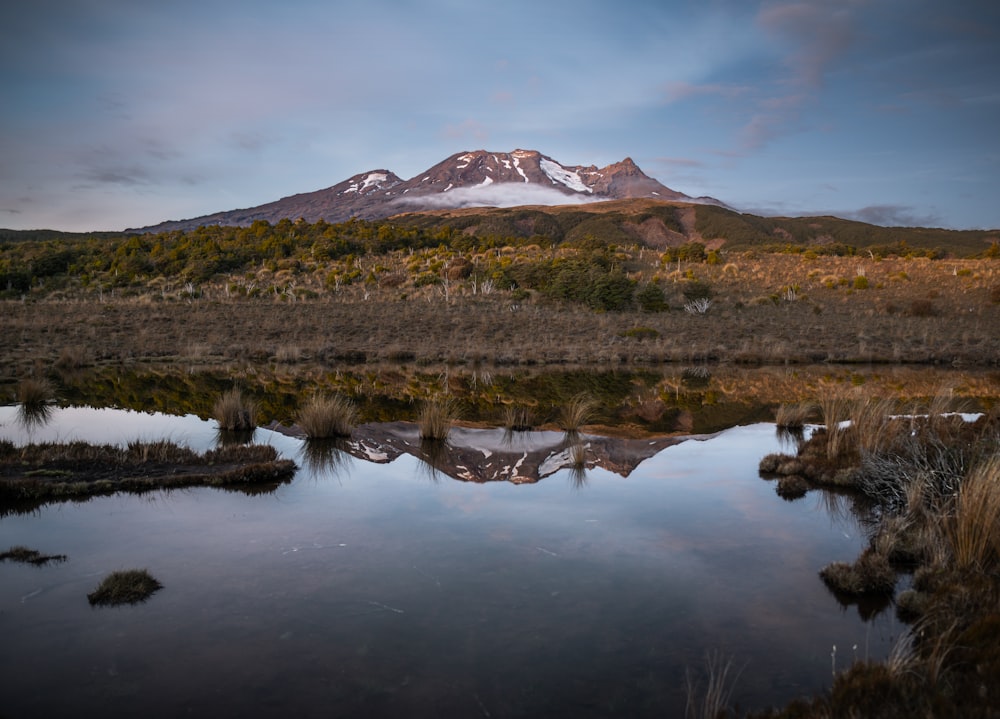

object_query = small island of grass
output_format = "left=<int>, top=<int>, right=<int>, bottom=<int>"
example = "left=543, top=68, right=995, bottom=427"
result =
left=88, top=569, right=163, bottom=606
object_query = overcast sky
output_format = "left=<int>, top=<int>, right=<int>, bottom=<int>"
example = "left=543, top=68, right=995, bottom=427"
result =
left=2, top=0, right=998, bottom=232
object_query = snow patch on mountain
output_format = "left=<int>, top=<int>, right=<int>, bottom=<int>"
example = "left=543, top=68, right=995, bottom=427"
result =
left=540, top=158, right=592, bottom=193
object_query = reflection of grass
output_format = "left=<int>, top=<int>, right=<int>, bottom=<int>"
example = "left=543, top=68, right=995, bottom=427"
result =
left=296, top=394, right=357, bottom=438
left=87, top=569, right=162, bottom=606
left=0, top=545, right=67, bottom=565
left=300, top=437, right=352, bottom=480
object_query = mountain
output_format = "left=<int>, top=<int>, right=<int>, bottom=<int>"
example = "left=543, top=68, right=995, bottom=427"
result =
left=133, top=150, right=724, bottom=233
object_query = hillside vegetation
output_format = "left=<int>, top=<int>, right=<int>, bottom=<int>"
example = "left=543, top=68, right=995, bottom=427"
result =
left=2, top=201, right=999, bottom=374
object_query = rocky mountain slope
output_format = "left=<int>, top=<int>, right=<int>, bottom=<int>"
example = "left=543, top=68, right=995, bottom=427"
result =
left=134, top=150, right=724, bottom=233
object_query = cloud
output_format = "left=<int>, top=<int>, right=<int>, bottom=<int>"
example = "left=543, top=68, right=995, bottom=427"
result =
left=842, top=204, right=943, bottom=228
left=655, top=157, right=705, bottom=169
left=756, top=1, right=862, bottom=89
left=443, top=119, right=490, bottom=142
left=663, top=81, right=750, bottom=103
left=393, top=183, right=599, bottom=212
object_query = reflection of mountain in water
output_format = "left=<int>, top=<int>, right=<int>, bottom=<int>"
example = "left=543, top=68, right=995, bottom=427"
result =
left=269, top=421, right=700, bottom=484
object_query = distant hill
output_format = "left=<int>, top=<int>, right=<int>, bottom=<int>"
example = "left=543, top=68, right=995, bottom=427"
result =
left=387, top=199, right=1000, bottom=257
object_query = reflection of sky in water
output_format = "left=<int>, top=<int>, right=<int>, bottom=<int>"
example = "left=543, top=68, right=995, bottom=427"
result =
left=0, top=409, right=903, bottom=718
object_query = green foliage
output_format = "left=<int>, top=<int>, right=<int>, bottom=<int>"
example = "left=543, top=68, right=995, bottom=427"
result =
left=661, top=242, right=707, bottom=263
left=636, top=282, right=668, bottom=312
left=682, top=279, right=713, bottom=302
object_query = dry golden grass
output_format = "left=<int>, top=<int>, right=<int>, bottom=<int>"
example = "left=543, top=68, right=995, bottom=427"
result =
left=558, top=394, right=597, bottom=432
left=775, top=402, right=812, bottom=429
left=213, top=388, right=257, bottom=431
left=418, top=399, right=457, bottom=441
left=1, top=254, right=997, bottom=375
left=296, top=394, right=357, bottom=438
left=946, top=455, right=1000, bottom=571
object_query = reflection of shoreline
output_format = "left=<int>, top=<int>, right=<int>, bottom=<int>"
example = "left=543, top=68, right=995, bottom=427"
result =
left=268, top=420, right=705, bottom=485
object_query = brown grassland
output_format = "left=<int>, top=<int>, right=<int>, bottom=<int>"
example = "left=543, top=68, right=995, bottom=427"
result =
left=3, top=252, right=998, bottom=378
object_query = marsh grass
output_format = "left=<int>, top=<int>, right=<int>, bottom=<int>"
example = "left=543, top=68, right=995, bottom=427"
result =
left=558, top=393, right=596, bottom=433
left=818, top=394, right=849, bottom=460
left=0, top=545, right=67, bottom=565
left=87, top=568, right=162, bottom=606
left=213, top=388, right=257, bottom=431
left=946, top=455, right=1000, bottom=571
left=775, top=402, right=812, bottom=429
left=17, top=376, right=54, bottom=405
left=850, top=396, right=901, bottom=455
left=419, top=398, right=457, bottom=441
left=819, top=548, right=896, bottom=596
left=296, top=394, right=357, bottom=438
left=685, top=651, right=744, bottom=719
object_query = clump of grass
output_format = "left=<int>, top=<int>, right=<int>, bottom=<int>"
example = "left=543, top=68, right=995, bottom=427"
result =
left=87, top=568, right=163, bottom=606
left=0, top=545, right=67, bottom=565
left=558, top=393, right=597, bottom=433
left=775, top=402, right=812, bottom=429
left=946, top=455, right=1000, bottom=571
left=775, top=475, right=809, bottom=500
left=296, top=394, right=357, bottom=438
left=818, top=394, right=849, bottom=460
left=820, top=548, right=896, bottom=596
left=419, top=398, right=456, bottom=441
left=213, top=388, right=257, bottom=431
left=849, top=396, right=900, bottom=455
left=17, top=376, right=54, bottom=406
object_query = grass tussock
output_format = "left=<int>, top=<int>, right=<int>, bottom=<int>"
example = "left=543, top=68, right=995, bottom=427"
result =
left=296, top=394, right=357, bottom=438
left=0, top=545, right=67, bottom=565
left=419, top=398, right=457, bottom=441
left=558, top=393, right=597, bottom=433
left=213, top=388, right=257, bottom=431
left=819, top=548, right=896, bottom=596
left=775, top=402, right=812, bottom=429
left=87, top=568, right=162, bottom=606
left=17, top=376, right=54, bottom=406
left=946, top=455, right=1000, bottom=571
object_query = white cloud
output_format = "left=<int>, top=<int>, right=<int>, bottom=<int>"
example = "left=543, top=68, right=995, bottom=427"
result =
left=393, top=183, right=600, bottom=212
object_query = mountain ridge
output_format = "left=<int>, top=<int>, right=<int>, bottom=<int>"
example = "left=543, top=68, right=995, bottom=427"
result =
left=131, top=149, right=725, bottom=233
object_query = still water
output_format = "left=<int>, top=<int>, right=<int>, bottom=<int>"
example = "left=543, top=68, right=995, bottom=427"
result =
left=0, top=406, right=902, bottom=718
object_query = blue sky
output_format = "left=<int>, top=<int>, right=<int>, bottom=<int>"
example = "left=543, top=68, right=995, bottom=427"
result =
left=2, top=0, right=998, bottom=232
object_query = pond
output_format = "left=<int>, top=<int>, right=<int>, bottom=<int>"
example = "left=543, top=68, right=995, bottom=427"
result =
left=0, top=405, right=905, bottom=718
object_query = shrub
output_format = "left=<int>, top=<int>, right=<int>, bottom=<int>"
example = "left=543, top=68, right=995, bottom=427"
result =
left=909, top=299, right=935, bottom=317
left=682, top=279, right=713, bottom=302
left=636, top=282, right=668, bottom=312
left=621, top=327, right=660, bottom=340
left=853, top=275, right=869, bottom=290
